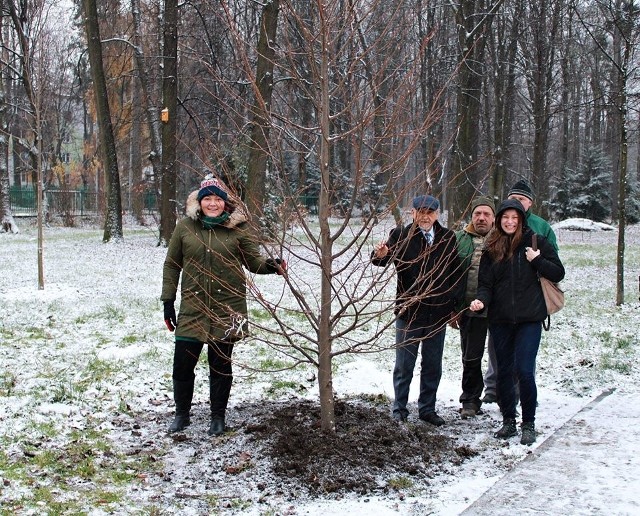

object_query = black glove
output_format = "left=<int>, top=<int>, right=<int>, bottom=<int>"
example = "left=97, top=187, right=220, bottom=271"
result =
left=163, top=301, right=177, bottom=332
left=266, top=258, right=287, bottom=275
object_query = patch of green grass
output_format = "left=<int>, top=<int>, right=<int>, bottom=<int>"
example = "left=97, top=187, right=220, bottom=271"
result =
left=117, top=396, right=137, bottom=416
left=0, top=371, right=17, bottom=396
left=597, top=330, right=613, bottom=344
left=109, top=468, right=139, bottom=483
left=26, top=486, right=82, bottom=515
left=388, top=475, right=414, bottom=490
left=24, top=326, right=48, bottom=340
left=249, top=307, right=273, bottom=321
left=73, top=313, right=91, bottom=325
left=122, top=334, right=139, bottom=344
left=358, top=393, right=390, bottom=406
left=600, top=352, right=632, bottom=374
left=0, top=326, right=17, bottom=340
left=92, top=489, right=122, bottom=504
left=598, top=331, right=634, bottom=351
left=205, top=495, right=252, bottom=511
left=32, top=420, right=60, bottom=439
left=258, top=357, right=291, bottom=371
left=561, top=245, right=617, bottom=267
left=0, top=449, right=25, bottom=481
left=83, top=356, right=121, bottom=383
left=102, top=305, right=126, bottom=322
left=613, top=335, right=634, bottom=350
left=265, top=380, right=304, bottom=396
left=50, top=381, right=76, bottom=403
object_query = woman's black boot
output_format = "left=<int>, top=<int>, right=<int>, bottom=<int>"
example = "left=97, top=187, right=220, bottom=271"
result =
left=168, top=380, right=194, bottom=433
left=494, top=418, right=517, bottom=439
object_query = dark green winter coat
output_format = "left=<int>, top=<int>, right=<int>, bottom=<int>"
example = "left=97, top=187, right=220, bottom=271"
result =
left=161, top=191, right=279, bottom=342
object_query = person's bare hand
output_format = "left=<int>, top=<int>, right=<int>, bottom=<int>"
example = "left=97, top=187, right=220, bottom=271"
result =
left=525, top=246, right=540, bottom=262
left=469, top=299, right=484, bottom=312
left=373, top=241, right=389, bottom=259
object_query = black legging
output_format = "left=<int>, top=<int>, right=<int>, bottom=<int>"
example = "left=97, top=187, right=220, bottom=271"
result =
left=172, top=340, right=234, bottom=382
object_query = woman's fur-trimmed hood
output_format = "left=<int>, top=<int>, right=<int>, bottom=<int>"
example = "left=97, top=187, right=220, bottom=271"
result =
left=185, top=190, right=249, bottom=228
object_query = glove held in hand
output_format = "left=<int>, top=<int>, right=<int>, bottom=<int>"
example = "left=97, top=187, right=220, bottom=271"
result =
left=164, top=301, right=177, bottom=332
left=266, top=258, right=287, bottom=275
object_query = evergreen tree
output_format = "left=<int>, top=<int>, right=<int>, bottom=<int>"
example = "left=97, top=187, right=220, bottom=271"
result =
left=626, top=179, right=640, bottom=224
left=569, top=147, right=613, bottom=222
left=549, top=167, right=573, bottom=221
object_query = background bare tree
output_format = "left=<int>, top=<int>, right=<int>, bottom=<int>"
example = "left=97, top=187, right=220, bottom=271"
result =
left=576, top=0, right=640, bottom=305
left=82, top=0, right=123, bottom=242
left=159, top=0, right=178, bottom=247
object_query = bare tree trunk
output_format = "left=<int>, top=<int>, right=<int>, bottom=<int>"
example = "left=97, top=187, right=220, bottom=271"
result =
left=352, top=1, right=402, bottom=224
left=614, top=0, right=634, bottom=306
left=131, top=0, right=162, bottom=185
left=317, top=13, right=336, bottom=433
left=36, top=103, right=44, bottom=289
left=245, top=0, right=280, bottom=218
left=82, top=0, right=123, bottom=242
left=522, top=0, right=561, bottom=218
left=130, top=76, right=143, bottom=220
left=488, top=0, right=522, bottom=201
left=159, top=0, right=178, bottom=246
left=0, top=62, right=19, bottom=233
left=449, top=0, right=504, bottom=223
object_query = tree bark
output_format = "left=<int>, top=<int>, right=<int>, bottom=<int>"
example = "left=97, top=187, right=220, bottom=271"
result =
left=130, top=0, right=162, bottom=196
left=488, top=0, right=522, bottom=201
left=449, top=0, right=504, bottom=223
left=317, top=10, right=336, bottom=433
left=159, top=0, right=179, bottom=246
left=0, top=57, right=19, bottom=233
left=245, top=0, right=280, bottom=219
left=521, top=0, right=561, bottom=218
left=82, top=0, right=123, bottom=242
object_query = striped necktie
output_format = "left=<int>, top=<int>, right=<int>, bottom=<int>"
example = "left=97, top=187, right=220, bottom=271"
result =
left=424, top=230, right=433, bottom=246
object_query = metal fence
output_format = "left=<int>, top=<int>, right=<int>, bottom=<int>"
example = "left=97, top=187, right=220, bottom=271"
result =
left=9, top=187, right=158, bottom=217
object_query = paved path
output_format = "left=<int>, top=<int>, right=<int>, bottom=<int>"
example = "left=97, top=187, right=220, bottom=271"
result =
left=462, top=389, right=640, bottom=515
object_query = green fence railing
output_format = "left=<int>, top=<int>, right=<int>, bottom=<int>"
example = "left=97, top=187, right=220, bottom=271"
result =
left=9, top=187, right=158, bottom=217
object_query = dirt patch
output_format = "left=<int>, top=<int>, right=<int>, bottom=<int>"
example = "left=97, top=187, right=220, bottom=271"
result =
left=237, top=395, right=477, bottom=495
left=114, top=393, right=502, bottom=512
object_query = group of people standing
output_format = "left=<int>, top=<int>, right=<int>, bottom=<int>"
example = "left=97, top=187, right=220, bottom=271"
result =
left=160, top=173, right=563, bottom=447
left=372, top=180, right=564, bottom=445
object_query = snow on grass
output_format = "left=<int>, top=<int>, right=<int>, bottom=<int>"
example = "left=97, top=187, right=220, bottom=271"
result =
left=0, top=219, right=639, bottom=514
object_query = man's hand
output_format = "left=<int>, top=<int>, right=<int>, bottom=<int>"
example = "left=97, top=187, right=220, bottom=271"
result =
left=164, top=301, right=177, bottom=332
left=373, top=241, right=389, bottom=259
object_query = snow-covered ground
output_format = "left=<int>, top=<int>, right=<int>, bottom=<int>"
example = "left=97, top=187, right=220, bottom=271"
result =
left=0, top=218, right=639, bottom=514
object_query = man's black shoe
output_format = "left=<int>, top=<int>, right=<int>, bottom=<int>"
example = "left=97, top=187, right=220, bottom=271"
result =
left=482, top=392, right=497, bottom=404
left=419, top=412, right=445, bottom=426
left=392, top=412, right=407, bottom=423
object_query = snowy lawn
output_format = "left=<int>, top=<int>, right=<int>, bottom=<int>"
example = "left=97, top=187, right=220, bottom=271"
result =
left=0, top=219, right=639, bottom=515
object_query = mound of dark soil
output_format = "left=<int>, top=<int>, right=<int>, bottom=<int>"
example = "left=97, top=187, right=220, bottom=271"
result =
left=240, top=395, right=477, bottom=495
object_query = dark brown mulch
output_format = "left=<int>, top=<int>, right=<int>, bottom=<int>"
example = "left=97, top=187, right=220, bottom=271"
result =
left=242, top=395, right=478, bottom=495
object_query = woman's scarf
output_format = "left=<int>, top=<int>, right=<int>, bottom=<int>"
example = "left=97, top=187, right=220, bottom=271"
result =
left=201, top=212, right=230, bottom=229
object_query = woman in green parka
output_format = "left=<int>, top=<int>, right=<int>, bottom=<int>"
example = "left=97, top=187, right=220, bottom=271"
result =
left=161, top=175, right=286, bottom=436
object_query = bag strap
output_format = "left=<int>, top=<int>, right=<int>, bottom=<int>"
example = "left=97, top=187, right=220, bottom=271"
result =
left=532, top=233, right=550, bottom=330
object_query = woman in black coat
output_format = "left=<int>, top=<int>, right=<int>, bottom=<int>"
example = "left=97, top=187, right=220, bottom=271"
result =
left=469, top=199, right=564, bottom=445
